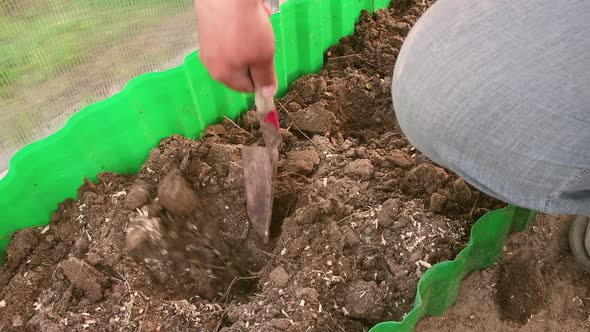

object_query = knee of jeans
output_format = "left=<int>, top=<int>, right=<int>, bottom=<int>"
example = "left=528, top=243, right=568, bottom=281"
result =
left=391, top=75, right=448, bottom=168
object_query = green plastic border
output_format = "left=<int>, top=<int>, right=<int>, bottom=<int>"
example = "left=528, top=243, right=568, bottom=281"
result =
left=0, top=1, right=536, bottom=331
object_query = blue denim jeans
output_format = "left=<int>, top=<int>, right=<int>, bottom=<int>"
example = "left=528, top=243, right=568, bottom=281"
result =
left=392, top=0, right=590, bottom=215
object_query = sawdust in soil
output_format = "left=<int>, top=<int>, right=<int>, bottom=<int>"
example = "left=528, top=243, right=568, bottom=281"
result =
left=0, top=1, right=536, bottom=331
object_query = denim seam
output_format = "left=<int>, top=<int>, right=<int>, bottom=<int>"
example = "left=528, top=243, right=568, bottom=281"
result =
left=544, top=168, right=590, bottom=213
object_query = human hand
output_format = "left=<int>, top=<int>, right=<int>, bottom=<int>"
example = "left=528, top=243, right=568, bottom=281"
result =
left=195, top=0, right=277, bottom=96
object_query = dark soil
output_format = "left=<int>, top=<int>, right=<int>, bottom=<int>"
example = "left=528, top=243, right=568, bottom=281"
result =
left=496, top=255, right=546, bottom=324
left=0, top=1, right=507, bottom=331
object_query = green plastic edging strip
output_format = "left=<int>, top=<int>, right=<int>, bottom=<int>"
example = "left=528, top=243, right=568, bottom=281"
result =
left=0, top=1, right=536, bottom=331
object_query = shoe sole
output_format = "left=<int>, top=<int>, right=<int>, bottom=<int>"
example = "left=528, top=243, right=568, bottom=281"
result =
left=568, top=215, right=590, bottom=272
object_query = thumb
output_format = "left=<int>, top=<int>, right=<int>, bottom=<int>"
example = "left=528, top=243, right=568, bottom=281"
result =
left=250, top=57, right=277, bottom=97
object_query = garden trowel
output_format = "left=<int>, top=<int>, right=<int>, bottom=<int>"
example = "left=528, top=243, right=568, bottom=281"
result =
left=242, top=91, right=280, bottom=243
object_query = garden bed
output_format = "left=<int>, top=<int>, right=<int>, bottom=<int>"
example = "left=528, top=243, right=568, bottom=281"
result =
left=0, top=2, right=511, bottom=331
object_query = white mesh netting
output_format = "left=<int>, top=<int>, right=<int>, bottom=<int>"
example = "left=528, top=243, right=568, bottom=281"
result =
left=0, top=0, right=198, bottom=171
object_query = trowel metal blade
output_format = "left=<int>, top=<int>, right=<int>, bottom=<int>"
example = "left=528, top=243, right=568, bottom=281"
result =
left=242, top=146, right=273, bottom=243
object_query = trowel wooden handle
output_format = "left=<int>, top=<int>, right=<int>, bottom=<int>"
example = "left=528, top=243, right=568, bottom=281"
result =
left=255, top=92, right=279, bottom=130
left=254, top=92, right=274, bottom=116
left=264, top=0, right=280, bottom=13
